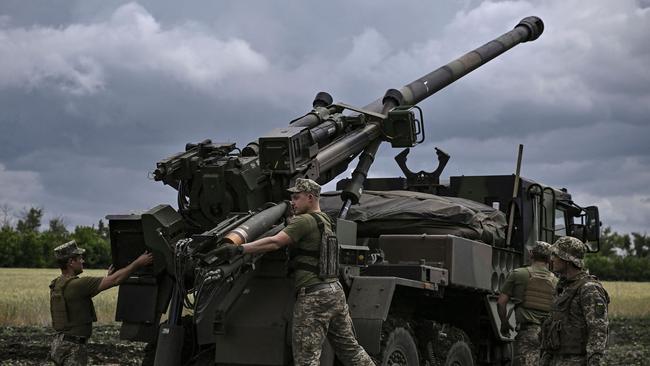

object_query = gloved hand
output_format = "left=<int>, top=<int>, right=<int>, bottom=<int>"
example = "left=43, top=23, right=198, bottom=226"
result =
left=500, top=321, right=513, bottom=336
left=213, top=244, right=244, bottom=260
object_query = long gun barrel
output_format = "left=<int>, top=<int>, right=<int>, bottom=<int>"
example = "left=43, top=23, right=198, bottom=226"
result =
left=371, top=16, right=543, bottom=109
left=321, top=16, right=544, bottom=208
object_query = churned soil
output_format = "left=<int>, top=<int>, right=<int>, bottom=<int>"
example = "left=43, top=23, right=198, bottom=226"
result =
left=1, top=319, right=649, bottom=365
left=0, top=325, right=145, bottom=365
left=605, top=318, right=650, bottom=365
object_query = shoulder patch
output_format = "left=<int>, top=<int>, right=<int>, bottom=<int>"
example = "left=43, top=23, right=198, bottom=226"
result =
left=595, top=300, right=607, bottom=317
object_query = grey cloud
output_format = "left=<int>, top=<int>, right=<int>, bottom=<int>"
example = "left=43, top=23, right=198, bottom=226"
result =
left=572, top=192, right=650, bottom=234
left=1, top=150, right=175, bottom=227
left=0, top=0, right=648, bottom=235
left=0, top=3, right=268, bottom=95
left=0, top=163, right=44, bottom=207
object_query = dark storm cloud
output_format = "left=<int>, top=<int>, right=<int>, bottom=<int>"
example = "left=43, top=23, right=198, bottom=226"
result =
left=0, top=0, right=648, bottom=235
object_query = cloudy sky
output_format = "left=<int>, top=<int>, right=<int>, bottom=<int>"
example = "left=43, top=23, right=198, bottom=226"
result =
left=0, top=0, right=648, bottom=235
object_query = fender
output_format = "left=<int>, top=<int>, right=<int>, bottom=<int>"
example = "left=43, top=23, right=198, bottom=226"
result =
left=347, top=276, right=397, bottom=355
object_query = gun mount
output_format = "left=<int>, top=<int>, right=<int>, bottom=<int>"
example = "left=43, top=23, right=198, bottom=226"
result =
left=106, top=16, right=602, bottom=366
left=150, top=16, right=544, bottom=228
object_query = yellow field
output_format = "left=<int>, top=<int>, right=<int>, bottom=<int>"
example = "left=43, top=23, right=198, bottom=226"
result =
left=0, top=268, right=119, bottom=326
left=0, top=269, right=648, bottom=326
left=602, top=281, right=650, bottom=319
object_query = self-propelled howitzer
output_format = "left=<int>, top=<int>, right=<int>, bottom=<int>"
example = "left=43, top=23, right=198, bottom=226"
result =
left=104, top=16, right=591, bottom=366
left=149, top=16, right=543, bottom=229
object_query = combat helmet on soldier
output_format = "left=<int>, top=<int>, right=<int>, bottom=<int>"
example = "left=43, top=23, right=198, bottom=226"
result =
left=551, top=236, right=588, bottom=268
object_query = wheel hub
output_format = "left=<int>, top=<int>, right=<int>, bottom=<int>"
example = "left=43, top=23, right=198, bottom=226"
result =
left=388, top=348, right=407, bottom=366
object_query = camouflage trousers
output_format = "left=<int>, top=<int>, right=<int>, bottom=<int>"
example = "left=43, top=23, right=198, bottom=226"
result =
left=49, top=333, right=88, bottom=365
left=513, top=324, right=541, bottom=366
left=292, top=281, right=375, bottom=366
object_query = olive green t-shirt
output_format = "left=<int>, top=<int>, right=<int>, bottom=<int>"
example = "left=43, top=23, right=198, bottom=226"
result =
left=283, top=211, right=336, bottom=290
left=61, top=276, right=102, bottom=337
left=500, top=264, right=558, bottom=325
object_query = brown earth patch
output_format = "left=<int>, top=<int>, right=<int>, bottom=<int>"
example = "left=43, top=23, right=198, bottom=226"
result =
left=1, top=318, right=649, bottom=365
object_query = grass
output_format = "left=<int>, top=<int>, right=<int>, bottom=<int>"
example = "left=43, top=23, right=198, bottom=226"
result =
left=0, top=269, right=648, bottom=326
left=602, top=281, right=650, bottom=319
left=0, top=268, right=118, bottom=326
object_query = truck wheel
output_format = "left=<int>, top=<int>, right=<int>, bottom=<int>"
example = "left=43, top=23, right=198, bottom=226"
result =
left=381, top=327, right=419, bottom=366
left=444, top=341, right=474, bottom=366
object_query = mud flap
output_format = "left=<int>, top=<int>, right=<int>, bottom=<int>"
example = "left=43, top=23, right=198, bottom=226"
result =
left=347, top=277, right=397, bottom=355
left=485, top=294, right=516, bottom=341
left=154, top=324, right=184, bottom=366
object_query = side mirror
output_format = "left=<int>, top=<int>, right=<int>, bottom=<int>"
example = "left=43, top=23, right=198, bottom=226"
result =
left=584, top=206, right=600, bottom=253
left=568, top=223, right=586, bottom=242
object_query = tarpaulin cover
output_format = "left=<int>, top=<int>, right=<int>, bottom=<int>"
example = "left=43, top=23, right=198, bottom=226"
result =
left=320, top=190, right=507, bottom=246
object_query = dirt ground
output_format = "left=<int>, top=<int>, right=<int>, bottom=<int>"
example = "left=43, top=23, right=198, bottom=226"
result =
left=1, top=319, right=649, bottom=365
left=0, top=325, right=145, bottom=365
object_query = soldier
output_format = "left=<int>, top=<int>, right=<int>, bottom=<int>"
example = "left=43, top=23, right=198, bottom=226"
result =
left=49, top=240, right=153, bottom=365
left=497, top=241, right=557, bottom=366
left=540, top=236, right=610, bottom=366
left=215, top=178, right=375, bottom=366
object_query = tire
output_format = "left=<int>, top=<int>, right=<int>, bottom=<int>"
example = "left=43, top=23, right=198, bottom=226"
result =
left=381, top=327, right=419, bottom=366
left=444, top=341, right=474, bottom=366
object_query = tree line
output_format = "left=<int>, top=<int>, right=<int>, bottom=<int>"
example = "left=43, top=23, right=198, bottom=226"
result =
left=0, top=206, right=649, bottom=280
left=0, top=206, right=111, bottom=269
left=585, top=227, right=650, bottom=281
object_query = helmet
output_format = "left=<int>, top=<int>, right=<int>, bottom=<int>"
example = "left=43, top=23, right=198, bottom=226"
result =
left=551, top=236, right=588, bottom=268
left=531, top=241, right=553, bottom=258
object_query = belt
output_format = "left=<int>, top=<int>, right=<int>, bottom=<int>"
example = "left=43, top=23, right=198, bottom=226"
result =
left=297, top=281, right=338, bottom=296
left=61, top=334, right=87, bottom=344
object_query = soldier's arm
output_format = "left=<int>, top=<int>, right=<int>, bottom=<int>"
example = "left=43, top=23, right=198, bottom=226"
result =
left=497, top=271, right=518, bottom=335
left=241, top=231, right=293, bottom=254
left=581, top=283, right=609, bottom=365
left=98, top=252, right=153, bottom=292
left=496, top=293, right=510, bottom=323
left=241, top=214, right=308, bottom=254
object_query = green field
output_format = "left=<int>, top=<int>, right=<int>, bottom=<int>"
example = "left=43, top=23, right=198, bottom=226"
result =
left=0, top=268, right=648, bottom=326
left=602, top=281, right=650, bottom=319
left=0, top=268, right=118, bottom=326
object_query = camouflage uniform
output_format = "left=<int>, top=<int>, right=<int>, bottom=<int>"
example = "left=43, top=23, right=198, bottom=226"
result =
left=541, top=237, right=610, bottom=366
left=49, top=241, right=102, bottom=366
left=501, top=241, right=557, bottom=366
left=514, top=326, right=543, bottom=366
left=293, top=282, right=375, bottom=365
left=49, top=333, right=88, bottom=365
left=285, top=178, right=375, bottom=366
